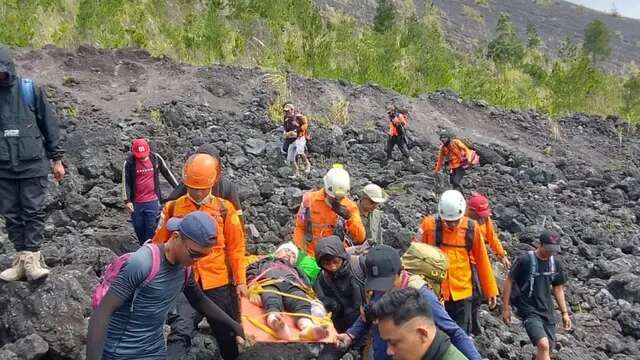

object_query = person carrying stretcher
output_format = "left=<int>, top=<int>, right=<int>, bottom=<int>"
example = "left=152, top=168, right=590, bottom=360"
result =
left=246, top=242, right=329, bottom=341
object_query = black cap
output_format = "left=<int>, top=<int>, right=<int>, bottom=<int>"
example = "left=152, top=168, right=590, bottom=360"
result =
left=540, top=230, right=561, bottom=253
left=364, top=245, right=402, bottom=291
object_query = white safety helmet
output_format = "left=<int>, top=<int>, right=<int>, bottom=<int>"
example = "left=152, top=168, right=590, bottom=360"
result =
left=323, top=164, right=351, bottom=199
left=438, top=190, right=466, bottom=221
left=362, top=184, right=388, bottom=203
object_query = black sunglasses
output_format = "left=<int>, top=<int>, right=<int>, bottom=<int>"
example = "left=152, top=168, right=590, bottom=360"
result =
left=180, top=234, right=210, bottom=259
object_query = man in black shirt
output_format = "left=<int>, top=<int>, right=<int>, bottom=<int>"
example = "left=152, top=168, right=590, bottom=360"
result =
left=501, top=230, right=572, bottom=360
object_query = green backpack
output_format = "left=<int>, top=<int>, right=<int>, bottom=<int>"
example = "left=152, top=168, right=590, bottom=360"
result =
left=402, top=242, right=449, bottom=296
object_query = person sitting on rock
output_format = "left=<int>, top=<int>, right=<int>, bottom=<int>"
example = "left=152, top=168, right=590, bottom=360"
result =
left=122, top=138, right=178, bottom=245
left=384, top=104, right=414, bottom=165
left=466, top=192, right=510, bottom=336
left=86, top=211, right=247, bottom=360
left=293, top=164, right=366, bottom=258
left=0, top=46, right=65, bottom=282
left=164, top=143, right=243, bottom=222
left=247, top=241, right=329, bottom=341
left=415, top=190, right=498, bottom=335
left=371, top=288, right=469, bottom=360
left=285, top=112, right=311, bottom=179
left=502, top=230, right=572, bottom=360
left=434, top=130, right=474, bottom=193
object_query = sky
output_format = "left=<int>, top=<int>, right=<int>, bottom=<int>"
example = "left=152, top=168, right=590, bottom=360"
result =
left=564, top=0, right=640, bottom=19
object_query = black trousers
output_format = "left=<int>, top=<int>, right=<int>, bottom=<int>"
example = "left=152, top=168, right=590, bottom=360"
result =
left=445, top=297, right=473, bottom=335
left=449, top=167, right=466, bottom=192
left=261, top=285, right=310, bottom=314
left=0, top=177, right=48, bottom=251
left=167, top=285, right=240, bottom=360
left=471, top=266, right=483, bottom=336
left=385, top=135, right=410, bottom=160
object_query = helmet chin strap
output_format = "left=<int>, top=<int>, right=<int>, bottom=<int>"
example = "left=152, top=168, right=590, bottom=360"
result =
left=188, top=192, right=213, bottom=206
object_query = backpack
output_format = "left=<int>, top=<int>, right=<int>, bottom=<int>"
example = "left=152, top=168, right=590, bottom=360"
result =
left=435, top=217, right=475, bottom=252
left=401, top=242, right=449, bottom=296
left=455, top=138, right=480, bottom=167
left=20, top=78, right=36, bottom=110
left=91, top=244, right=191, bottom=311
left=510, top=251, right=556, bottom=305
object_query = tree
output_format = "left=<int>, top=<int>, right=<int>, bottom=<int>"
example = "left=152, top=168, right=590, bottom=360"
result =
left=583, top=19, right=611, bottom=63
left=374, top=0, right=396, bottom=33
left=487, top=13, right=525, bottom=65
left=622, top=72, right=640, bottom=121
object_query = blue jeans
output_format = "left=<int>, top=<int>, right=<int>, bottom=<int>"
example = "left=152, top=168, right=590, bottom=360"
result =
left=131, top=200, right=161, bottom=245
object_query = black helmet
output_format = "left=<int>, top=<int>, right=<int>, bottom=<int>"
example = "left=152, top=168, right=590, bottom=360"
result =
left=439, top=130, right=452, bottom=143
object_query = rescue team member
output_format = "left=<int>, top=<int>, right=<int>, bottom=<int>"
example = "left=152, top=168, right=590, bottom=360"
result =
left=385, top=104, right=414, bottom=165
left=86, top=212, right=247, bottom=360
left=434, top=131, right=474, bottom=192
left=0, top=46, right=65, bottom=282
left=502, top=230, right=572, bottom=360
left=335, top=245, right=481, bottom=360
left=371, top=288, right=469, bottom=360
left=153, top=153, right=246, bottom=360
left=165, top=143, right=243, bottom=220
left=415, top=190, right=498, bottom=334
left=466, top=192, right=510, bottom=335
left=293, top=164, right=365, bottom=258
left=122, top=138, right=178, bottom=244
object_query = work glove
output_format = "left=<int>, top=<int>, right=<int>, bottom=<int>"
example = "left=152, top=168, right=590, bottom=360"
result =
left=330, top=199, right=351, bottom=220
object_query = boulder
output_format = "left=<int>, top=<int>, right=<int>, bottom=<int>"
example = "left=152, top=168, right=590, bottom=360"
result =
left=0, top=334, right=49, bottom=360
left=244, top=138, right=267, bottom=156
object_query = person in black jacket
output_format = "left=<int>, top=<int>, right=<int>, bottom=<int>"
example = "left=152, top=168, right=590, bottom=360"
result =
left=0, top=46, right=65, bottom=282
left=164, top=144, right=242, bottom=218
left=122, top=138, right=178, bottom=244
left=314, top=236, right=366, bottom=360
left=247, top=242, right=329, bottom=341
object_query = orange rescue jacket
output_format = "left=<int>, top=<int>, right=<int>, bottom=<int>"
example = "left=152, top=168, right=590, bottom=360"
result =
left=417, top=215, right=498, bottom=301
left=293, top=189, right=366, bottom=258
left=434, top=139, right=472, bottom=173
left=388, top=113, right=408, bottom=137
left=152, top=195, right=246, bottom=290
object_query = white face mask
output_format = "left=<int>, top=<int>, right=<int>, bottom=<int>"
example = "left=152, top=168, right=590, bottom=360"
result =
left=188, top=193, right=212, bottom=206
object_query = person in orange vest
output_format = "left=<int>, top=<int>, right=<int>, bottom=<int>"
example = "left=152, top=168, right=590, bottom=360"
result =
left=434, top=131, right=475, bottom=192
left=385, top=104, right=414, bottom=165
left=152, top=153, right=246, bottom=360
left=415, top=190, right=498, bottom=335
left=467, top=192, right=510, bottom=336
left=293, top=165, right=366, bottom=258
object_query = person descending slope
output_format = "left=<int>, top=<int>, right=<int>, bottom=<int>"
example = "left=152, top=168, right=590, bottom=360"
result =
left=415, top=190, right=498, bottom=335
left=384, top=104, right=414, bottom=165
left=293, top=164, right=366, bottom=258
left=434, top=131, right=478, bottom=193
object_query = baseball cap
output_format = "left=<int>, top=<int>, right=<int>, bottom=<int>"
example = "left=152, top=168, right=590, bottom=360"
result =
left=468, top=192, right=491, bottom=218
left=131, top=138, right=150, bottom=159
left=540, top=230, right=561, bottom=253
left=364, top=245, right=402, bottom=291
left=166, top=211, right=217, bottom=247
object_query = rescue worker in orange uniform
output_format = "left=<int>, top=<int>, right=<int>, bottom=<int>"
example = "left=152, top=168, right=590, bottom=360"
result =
left=415, top=190, right=498, bottom=335
left=434, top=131, right=474, bottom=192
left=293, top=165, right=366, bottom=259
left=467, top=192, right=510, bottom=336
left=385, top=104, right=414, bottom=165
left=153, top=153, right=246, bottom=360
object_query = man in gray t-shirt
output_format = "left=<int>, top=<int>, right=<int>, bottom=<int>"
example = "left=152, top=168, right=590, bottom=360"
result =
left=87, top=211, right=246, bottom=360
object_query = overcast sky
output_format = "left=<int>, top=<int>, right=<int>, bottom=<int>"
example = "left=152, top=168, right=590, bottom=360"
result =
left=564, top=0, right=640, bottom=19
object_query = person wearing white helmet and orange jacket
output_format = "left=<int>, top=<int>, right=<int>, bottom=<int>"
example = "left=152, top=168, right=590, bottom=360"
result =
left=152, top=153, right=246, bottom=360
left=293, top=164, right=366, bottom=259
left=415, top=190, right=498, bottom=335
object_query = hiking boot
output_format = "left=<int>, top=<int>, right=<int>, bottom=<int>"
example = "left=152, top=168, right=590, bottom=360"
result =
left=23, top=251, right=50, bottom=281
left=0, top=252, right=26, bottom=282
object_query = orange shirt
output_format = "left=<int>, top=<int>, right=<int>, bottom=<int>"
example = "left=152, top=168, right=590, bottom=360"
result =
left=152, top=195, right=246, bottom=290
left=388, top=113, right=408, bottom=136
left=293, top=189, right=365, bottom=258
left=417, top=215, right=498, bottom=301
left=435, top=139, right=472, bottom=173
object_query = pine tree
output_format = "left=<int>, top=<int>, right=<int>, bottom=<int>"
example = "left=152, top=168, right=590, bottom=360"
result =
left=583, top=19, right=611, bottom=63
left=374, top=0, right=396, bottom=33
left=487, top=13, right=525, bottom=65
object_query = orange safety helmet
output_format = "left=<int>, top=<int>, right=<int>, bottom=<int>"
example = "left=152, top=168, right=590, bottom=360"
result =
left=183, top=153, right=220, bottom=189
